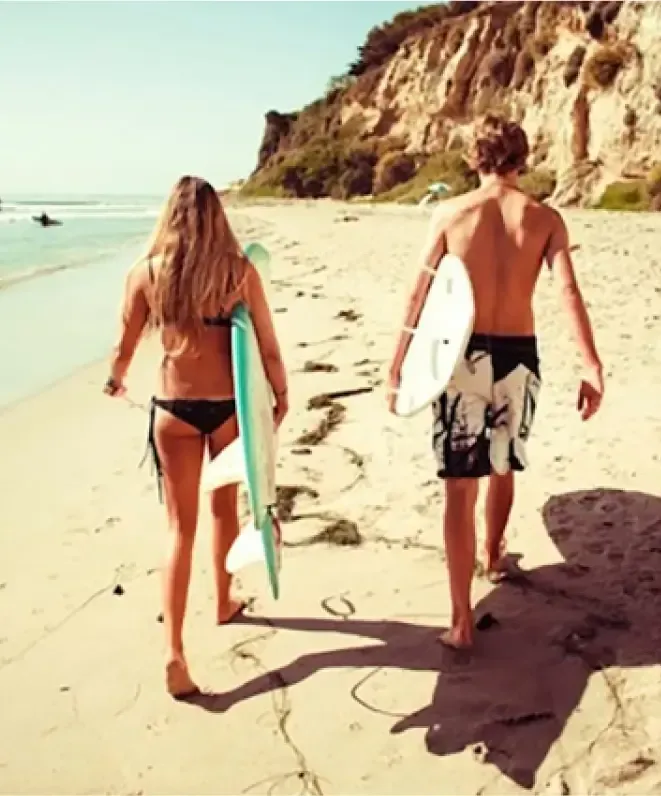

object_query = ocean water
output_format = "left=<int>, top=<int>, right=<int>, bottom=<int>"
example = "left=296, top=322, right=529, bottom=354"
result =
left=0, top=194, right=160, bottom=287
left=0, top=194, right=161, bottom=409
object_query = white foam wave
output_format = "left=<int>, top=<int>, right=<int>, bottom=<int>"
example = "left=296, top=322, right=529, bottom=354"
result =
left=0, top=203, right=159, bottom=224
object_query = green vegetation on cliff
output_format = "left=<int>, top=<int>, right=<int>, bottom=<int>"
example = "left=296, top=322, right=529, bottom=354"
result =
left=595, top=165, right=661, bottom=211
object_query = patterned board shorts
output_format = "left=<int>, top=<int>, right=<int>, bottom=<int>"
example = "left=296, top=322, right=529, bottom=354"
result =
left=432, top=334, right=541, bottom=479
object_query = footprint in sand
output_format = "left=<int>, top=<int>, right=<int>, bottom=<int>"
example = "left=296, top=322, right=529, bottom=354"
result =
left=336, top=309, right=361, bottom=322
left=302, top=361, right=338, bottom=373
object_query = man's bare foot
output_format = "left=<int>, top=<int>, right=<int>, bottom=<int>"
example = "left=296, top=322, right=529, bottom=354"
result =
left=438, top=626, right=473, bottom=649
left=216, top=598, right=246, bottom=625
left=484, top=541, right=512, bottom=583
left=165, top=657, right=199, bottom=699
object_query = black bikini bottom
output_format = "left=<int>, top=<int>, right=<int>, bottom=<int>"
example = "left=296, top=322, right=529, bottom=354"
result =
left=144, top=397, right=236, bottom=501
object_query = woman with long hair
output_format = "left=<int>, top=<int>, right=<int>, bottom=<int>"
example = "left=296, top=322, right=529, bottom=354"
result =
left=103, top=176, right=288, bottom=698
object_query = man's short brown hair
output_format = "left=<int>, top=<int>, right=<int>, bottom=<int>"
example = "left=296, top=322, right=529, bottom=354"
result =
left=469, top=114, right=529, bottom=175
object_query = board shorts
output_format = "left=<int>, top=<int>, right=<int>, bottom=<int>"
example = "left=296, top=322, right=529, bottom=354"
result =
left=431, top=334, right=541, bottom=479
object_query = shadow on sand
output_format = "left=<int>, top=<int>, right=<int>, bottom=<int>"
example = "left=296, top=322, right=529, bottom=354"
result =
left=193, top=488, right=661, bottom=790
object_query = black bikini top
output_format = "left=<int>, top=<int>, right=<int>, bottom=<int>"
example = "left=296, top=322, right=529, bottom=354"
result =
left=147, top=258, right=231, bottom=327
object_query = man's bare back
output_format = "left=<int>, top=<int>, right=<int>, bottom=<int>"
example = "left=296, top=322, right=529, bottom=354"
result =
left=426, top=182, right=556, bottom=336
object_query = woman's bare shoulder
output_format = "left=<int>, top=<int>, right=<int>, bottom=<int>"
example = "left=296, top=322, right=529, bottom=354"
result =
left=126, top=255, right=155, bottom=289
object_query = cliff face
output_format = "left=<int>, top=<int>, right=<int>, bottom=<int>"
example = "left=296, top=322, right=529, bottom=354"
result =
left=248, top=1, right=661, bottom=205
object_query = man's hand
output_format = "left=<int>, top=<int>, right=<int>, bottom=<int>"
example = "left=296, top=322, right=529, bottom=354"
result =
left=577, top=365, right=604, bottom=421
left=273, top=390, right=289, bottom=428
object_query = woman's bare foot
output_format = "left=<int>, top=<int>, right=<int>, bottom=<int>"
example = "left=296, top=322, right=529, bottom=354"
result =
left=438, top=625, right=473, bottom=649
left=165, top=656, right=199, bottom=699
left=216, top=598, right=246, bottom=625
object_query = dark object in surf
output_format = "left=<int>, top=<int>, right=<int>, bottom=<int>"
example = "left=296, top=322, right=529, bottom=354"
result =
left=32, top=212, right=62, bottom=227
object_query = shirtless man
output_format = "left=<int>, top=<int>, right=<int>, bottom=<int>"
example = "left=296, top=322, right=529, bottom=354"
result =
left=387, top=115, right=604, bottom=648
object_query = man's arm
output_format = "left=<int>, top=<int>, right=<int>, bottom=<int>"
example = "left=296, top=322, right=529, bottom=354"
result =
left=109, top=265, right=150, bottom=386
left=545, top=210, right=602, bottom=373
left=388, top=211, right=448, bottom=387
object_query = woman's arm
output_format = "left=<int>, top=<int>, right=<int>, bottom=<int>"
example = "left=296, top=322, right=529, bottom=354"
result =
left=245, top=264, right=288, bottom=397
left=107, top=265, right=149, bottom=390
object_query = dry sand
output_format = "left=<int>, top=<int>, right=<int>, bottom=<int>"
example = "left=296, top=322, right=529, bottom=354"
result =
left=2, top=201, right=661, bottom=795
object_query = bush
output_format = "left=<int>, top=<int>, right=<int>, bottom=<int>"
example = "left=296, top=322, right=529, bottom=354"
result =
left=340, top=145, right=378, bottom=198
left=519, top=169, right=557, bottom=202
left=585, top=10, right=605, bottom=40
left=373, top=151, right=416, bottom=195
left=241, top=139, right=378, bottom=200
left=347, top=2, right=478, bottom=77
left=624, top=107, right=637, bottom=128
left=564, top=46, right=586, bottom=87
left=646, top=164, right=661, bottom=198
left=374, top=151, right=478, bottom=204
left=595, top=181, right=650, bottom=211
left=584, top=44, right=627, bottom=89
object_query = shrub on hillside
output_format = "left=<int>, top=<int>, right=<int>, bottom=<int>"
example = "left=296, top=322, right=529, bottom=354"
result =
left=646, top=164, right=661, bottom=198
left=564, top=46, right=586, bottom=87
left=519, top=169, right=556, bottom=202
left=375, top=151, right=478, bottom=203
left=373, top=151, right=416, bottom=195
left=347, top=2, right=479, bottom=77
left=584, top=44, right=627, bottom=89
left=596, top=181, right=649, bottom=211
left=241, top=139, right=378, bottom=200
left=338, top=145, right=378, bottom=198
left=585, top=10, right=605, bottom=40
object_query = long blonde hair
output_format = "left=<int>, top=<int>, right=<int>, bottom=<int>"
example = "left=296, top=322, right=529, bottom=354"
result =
left=146, top=176, right=246, bottom=350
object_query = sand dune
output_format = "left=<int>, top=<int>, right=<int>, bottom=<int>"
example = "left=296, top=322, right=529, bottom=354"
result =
left=1, top=202, right=661, bottom=795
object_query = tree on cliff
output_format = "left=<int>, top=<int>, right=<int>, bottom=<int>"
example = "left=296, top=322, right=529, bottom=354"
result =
left=348, top=1, right=480, bottom=76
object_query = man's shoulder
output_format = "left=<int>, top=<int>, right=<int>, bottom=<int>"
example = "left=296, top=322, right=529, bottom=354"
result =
left=430, top=191, right=477, bottom=227
left=527, top=201, right=564, bottom=234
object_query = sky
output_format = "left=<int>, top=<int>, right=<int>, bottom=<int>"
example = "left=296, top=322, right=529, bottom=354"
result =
left=0, top=0, right=428, bottom=196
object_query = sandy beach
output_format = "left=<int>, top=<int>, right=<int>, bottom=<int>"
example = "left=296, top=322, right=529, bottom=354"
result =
left=2, top=201, right=661, bottom=795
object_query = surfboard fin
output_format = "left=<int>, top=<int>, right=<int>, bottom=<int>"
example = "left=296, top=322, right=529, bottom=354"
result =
left=225, top=521, right=264, bottom=574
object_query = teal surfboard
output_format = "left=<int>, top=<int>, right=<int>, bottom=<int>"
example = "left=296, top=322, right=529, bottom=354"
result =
left=229, top=245, right=281, bottom=599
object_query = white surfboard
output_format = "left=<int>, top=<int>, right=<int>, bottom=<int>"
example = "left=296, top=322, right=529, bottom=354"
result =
left=394, top=253, right=475, bottom=418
